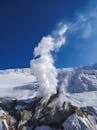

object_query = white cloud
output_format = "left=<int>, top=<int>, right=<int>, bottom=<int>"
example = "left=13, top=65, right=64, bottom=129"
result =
left=64, top=4, right=97, bottom=65
left=67, top=6, right=97, bottom=40
left=82, top=23, right=92, bottom=38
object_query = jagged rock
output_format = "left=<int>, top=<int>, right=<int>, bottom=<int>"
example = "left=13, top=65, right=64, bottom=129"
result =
left=63, top=113, right=96, bottom=130
left=1, top=97, right=17, bottom=111
left=32, top=97, right=81, bottom=129
left=35, top=125, right=52, bottom=130
left=0, top=95, right=97, bottom=130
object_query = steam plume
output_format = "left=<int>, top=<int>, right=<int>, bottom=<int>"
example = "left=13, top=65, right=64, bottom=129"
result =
left=30, top=24, right=67, bottom=99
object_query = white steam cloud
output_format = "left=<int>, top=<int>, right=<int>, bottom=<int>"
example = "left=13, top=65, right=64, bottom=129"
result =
left=30, top=24, right=67, bottom=99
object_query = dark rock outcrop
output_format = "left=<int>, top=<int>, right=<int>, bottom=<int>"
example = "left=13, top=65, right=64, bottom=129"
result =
left=0, top=95, right=97, bottom=130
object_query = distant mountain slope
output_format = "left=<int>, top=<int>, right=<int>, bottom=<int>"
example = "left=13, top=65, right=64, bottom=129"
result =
left=0, top=68, right=37, bottom=99
left=0, top=64, right=97, bottom=104
left=58, top=67, right=97, bottom=93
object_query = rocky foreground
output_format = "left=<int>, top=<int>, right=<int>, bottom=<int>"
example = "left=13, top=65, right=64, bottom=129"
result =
left=0, top=92, right=97, bottom=130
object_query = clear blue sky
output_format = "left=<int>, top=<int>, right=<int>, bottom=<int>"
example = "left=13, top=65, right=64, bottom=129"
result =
left=0, top=0, right=97, bottom=69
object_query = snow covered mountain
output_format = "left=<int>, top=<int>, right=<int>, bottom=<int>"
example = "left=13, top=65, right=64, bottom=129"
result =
left=0, top=64, right=97, bottom=106
left=0, top=68, right=37, bottom=99
left=0, top=64, right=97, bottom=129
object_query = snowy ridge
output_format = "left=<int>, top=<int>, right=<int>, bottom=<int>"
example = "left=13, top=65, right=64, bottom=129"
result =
left=58, top=67, right=97, bottom=93
left=0, top=64, right=97, bottom=102
left=0, top=68, right=31, bottom=74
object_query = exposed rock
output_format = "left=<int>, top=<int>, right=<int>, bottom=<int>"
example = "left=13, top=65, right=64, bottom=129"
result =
left=0, top=95, right=97, bottom=130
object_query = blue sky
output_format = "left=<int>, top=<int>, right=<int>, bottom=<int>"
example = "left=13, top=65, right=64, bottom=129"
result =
left=0, top=0, right=97, bottom=69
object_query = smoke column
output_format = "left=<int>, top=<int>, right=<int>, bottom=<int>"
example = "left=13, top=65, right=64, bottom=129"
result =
left=30, top=24, right=68, bottom=100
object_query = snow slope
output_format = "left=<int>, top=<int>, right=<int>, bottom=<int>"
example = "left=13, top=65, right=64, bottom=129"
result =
left=0, top=64, right=97, bottom=107
left=57, top=66, right=97, bottom=107
left=0, top=68, right=37, bottom=99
